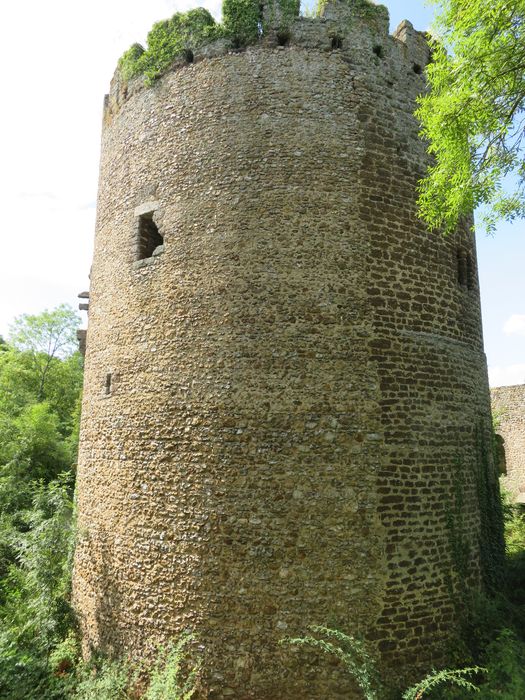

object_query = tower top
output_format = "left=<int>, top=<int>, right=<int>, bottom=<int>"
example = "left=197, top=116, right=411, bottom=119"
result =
left=107, top=0, right=430, bottom=120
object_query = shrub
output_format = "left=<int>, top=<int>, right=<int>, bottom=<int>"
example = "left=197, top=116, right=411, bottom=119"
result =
left=0, top=476, right=75, bottom=700
left=144, top=636, right=200, bottom=700
left=118, top=9, right=220, bottom=84
left=222, top=0, right=261, bottom=44
left=118, top=43, right=146, bottom=81
left=476, top=628, right=525, bottom=699
left=71, top=656, right=130, bottom=700
left=281, top=625, right=381, bottom=700
left=69, top=637, right=200, bottom=700
left=118, top=0, right=304, bottom=85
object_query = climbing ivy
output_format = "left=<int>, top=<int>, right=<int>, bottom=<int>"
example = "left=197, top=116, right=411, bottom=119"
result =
left=118, top=8, right=221, bottom=84
left=475, top=420, right=506, bottom=593
left=222, top=0, right=261, bottom=45
left=263, top=0, right=301, bottom=33
left=118, top=0, right=304, bottom=85
left=315, top=0, right=385, bottom=21
left=118, top=43, right=146, bottom=81
left=446, top=459, right=471, bottom=601
left=446, top=422, right=506, bottom=602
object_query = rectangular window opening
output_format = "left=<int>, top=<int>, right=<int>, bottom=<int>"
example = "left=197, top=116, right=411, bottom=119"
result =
left=457, top=248, right=474, bottom=290
left=105, top=373, right=112, bottom=395
left=137, top=213, right=164, bottom=261
left=466, top=254, right=474, bottom=290
left=457, top=250, right=467, bottom=287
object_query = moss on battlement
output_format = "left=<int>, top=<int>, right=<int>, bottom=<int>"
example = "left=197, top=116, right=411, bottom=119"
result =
left=119, top=0, right=300, bottom=85
left=118, top=0, right=386, bottom=86
left=118, top=8, right=221, bottom=84
left=315, top=0, right=383, bottom=17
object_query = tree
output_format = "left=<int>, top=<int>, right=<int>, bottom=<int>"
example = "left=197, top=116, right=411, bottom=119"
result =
left=0, top=306, right=83, bottom=582
left=8, top=305, right=79, bottom=400
left=417, top=0, right=525, bottom=234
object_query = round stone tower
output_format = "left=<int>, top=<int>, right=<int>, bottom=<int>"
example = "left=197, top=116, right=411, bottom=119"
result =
left=73, top=1, right=502, bottom=697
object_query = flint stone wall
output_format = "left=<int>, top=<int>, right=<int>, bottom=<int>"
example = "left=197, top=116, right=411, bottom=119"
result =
left=73, top=2, right=497, bottom=697
left=491, top=384, right=525, bottom=503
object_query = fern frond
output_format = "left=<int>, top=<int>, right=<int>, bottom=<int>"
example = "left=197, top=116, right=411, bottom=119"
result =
left=402, top=665, right=486, bottom=699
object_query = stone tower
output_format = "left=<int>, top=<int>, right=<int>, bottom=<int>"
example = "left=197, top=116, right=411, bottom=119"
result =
left=73, top=1, right=502, bottom=697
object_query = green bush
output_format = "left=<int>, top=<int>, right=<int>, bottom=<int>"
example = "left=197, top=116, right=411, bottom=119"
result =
left=118, top=43, right=146, bottom=81
left=476, top=628, right=525, bottom=699
left=0, top=476, right=75, bottom=700
left=503, top=494, right=525, bottom=557
left=65, top=638, right=200, bottom=700
left=144, top=636, right=199, bottom=700
left=118, top=9, right=220, bottom=84
left=118, top=0, right=304, bottom=85
left=70, top=656, right=131, bottom=700
left=222, top=0, right=261, bottom=45
left=434, top=629, right=525, bottom=699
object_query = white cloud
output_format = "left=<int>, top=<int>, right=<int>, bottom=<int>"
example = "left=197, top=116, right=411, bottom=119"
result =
left=489, top=364, right=525, bottom=387
left=503, top=314, right=525, bottom=336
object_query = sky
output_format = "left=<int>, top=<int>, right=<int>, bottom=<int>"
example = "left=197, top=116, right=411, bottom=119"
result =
left=0, top=0, right=523, bottom=387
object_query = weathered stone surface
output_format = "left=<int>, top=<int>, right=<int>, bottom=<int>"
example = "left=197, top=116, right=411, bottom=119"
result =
left=73, top=2, right=497, bottom=697
left=492, top=384, right=525, bottom=503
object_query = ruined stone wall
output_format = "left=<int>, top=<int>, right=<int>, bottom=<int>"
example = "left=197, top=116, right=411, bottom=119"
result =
left=73, top=2, right=498, bottom=697
left=492, top=384, right=525, bottom=503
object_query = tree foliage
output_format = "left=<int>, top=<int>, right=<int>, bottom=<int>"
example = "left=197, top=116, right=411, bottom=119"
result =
left=0, top=307, right=83, bottom=697
left=417, top=0, right=525, bottom=234
left=8, top=305, right=80, bottom=400
left=0, top=477, right=76, bottom=700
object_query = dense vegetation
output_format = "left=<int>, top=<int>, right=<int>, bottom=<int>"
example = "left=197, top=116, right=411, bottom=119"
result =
left=0, top=306, right=81, bottom=698
left=118, top=0, right=303, bottom=84
left=118, top=8, right=222, bottom=84
left=117, top=0, right=391, bottom=85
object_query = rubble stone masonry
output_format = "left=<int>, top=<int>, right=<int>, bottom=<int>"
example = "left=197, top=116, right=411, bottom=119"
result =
left=73, top=1, right=500, bottom=697
left=491, top=384, right=525, bottom=503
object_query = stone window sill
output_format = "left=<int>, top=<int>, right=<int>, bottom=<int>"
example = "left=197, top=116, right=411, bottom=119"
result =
left=133, top=245, right=165, bottom=269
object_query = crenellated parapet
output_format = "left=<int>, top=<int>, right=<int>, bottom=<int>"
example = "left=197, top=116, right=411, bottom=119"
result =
left=105, top=0, right=431, bottom=121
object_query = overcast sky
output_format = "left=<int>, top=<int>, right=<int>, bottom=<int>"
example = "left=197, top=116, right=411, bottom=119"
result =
left=0, top=0, right=523, bottom=387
